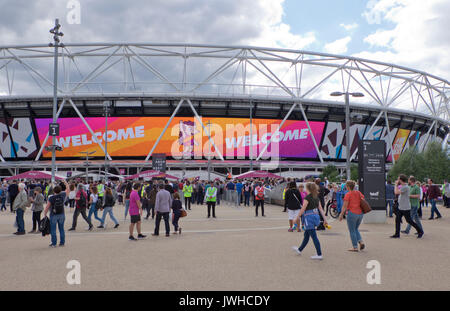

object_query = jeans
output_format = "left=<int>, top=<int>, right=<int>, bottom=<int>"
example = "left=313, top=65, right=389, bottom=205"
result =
left=88, top=203, right=103, bottom=223
left=50, top=213, right=65, bottom=246
left=71, top=207, right=92, bottom=229
left=244, top=192, right=250, bottom=206
left=217, top=193, right=221, bottom=205
left=236, top=192, right=242, bottom=206
left=395, top=209, right=422, bottom=236
left=154, top=212, right=170, bottom=235
left=32, top=211, right=42, bottom=231
left=430, top=199, right=442, bottom=218
left=346, top=211, right=364, bottom=248
left=172, top=209, right=181, bottom=231
left=101, top=207, right=119, bottom=225
left=1, top=197, right=6, bottom=211
left=386, top=199, right=394, bottom=217
left=255, top=200, right=264, bottom=216
left=197, top=192, right=204, bottom=205
left=146, top=203, right=155, bottom=218
left=405, top=205, right=423, bottom=233
left=298, top=229, right=322, bottom=256
left=124, top=199, right=130, bottom=218
left=16, top=208, right=25, bottom=233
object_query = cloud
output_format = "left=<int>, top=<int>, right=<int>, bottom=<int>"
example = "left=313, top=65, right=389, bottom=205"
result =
left=358, top=0, right=450, bottom=81
left=339, top=23, right=358, bottom=31
left=324, top=36, right=352, bottom=54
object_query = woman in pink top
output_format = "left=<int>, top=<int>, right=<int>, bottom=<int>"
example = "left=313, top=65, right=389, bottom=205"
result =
left=298, top=184, right=307, bottom=200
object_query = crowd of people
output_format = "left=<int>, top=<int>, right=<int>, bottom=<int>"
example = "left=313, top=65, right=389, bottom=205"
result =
left=2, top=175, right=449, bottom=258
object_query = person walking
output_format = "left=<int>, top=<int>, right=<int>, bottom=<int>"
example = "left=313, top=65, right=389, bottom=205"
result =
left=390, top=174, right=424, bottom=238
left=98, top=187, right=120, bottom=229
left=182, top=181, right=193, bottom=210
left=0, top=183, right=8, bottom=211
left=402, top=176, right=423, bottom=235
left=171, top=192, right=183, bottom=234
left=254, top=182, right=266, bottom=217
left=205, top=181, right=218, bottom=218
left=292, top=182, right=328, bottom=260
left=243, top=182, right=251, bottom=207
left=28, top=187, right=44, bottom=233
left=43, top=181, right=70, bottom=247
left=146, top=184, right=157, bottom=220
left=235, top=180, right=243, bottom=206
left=128, top=183, right=146, bottom=241
left=427, top=179, right=442, bottom=219
left=417, top=181, right=423, bottom=218
left=8, top=181, right=19, bottom=213
left=124, top=182, right=132, bottom=220
left=153, top=183, right=172, bottom=237
left=285, top=181, right=302, bottom=232
left=339, top=180, right=365, bottom=252
left=13, top=183, right=29, bottom=235
left=386, top=179, right=395, bottom=217
left=68, top=183, right=76, bottom=210
left=68, top=184, right=93, bottom=231
left=87, top=186, right=103, bottom=225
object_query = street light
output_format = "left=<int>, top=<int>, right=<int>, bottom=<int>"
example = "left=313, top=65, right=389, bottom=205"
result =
left=103, top=101, right=111, bottom=184
left=330, top=91, right=365, bottom=181
left=49, top=18, right=64, bottom=185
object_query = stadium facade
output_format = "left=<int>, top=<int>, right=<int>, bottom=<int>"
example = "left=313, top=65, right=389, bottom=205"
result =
left=0, top=43, right=448, bottom=177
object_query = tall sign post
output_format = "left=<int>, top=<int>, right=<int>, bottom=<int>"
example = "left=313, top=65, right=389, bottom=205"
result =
left=358, top=140, right=386, bottom=223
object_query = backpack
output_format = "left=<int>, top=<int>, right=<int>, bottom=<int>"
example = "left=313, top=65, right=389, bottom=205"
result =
left=256, top=187, right=264, bottom=200
left=244, top=185, right=250, bottom=192
left=78, top=191, right=87, bottom=208
left=51, top=193, right=65, bottom=215
left=39, top=216, right=50, bottom=236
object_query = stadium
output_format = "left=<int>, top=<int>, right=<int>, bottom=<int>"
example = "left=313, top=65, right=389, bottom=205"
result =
left=0, top=43, right=448, bottom=179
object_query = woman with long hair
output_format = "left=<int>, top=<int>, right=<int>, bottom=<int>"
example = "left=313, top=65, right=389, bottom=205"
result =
left=292, top=182, right=328, bottom=260
left=98, top=187, right=120, bottom=229
left=124, top=182, right=132, bottom=220
left=285, top=181, right=302, bottom=232
left=88, top=186, right=103, bottom=225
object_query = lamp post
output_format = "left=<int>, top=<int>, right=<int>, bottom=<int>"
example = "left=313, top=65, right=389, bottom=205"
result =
left=49, top=19, right=64, bottom=185
left=207, top=120, right=212, bottom=182
left=103, top=101, right=110, bottom=184
left=330, top=91, right=364, bottom=181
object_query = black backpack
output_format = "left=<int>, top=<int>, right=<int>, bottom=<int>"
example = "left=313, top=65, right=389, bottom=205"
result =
left=39, top=216, right=50, bottom=236
left=78, top=191, right=87, bottom=208
left=51, top=193, right=65, bottom=215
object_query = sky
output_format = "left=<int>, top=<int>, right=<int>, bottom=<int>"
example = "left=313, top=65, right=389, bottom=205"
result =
left=0, top=0, right=449, bottom=100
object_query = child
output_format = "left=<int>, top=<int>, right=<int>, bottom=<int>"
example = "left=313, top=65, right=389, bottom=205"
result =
left=171, top=192, right=183, bottom=234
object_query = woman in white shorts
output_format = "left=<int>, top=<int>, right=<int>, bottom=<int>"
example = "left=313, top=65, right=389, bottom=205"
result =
left=285, top=181, right=303, bottom=232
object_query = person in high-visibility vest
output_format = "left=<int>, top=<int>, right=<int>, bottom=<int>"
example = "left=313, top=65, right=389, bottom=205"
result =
left=182, top=181, right=193, bottom=210
left=255, top=182, right=266, bottom=217
left=205, top=181, right=217, bottom=218
left=97, top=181, right=104, bottom=200
left=282, top=187, right=288, bottom=212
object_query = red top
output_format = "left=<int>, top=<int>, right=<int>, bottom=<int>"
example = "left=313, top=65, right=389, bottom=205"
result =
left=344, top=190, right=364, bottom=215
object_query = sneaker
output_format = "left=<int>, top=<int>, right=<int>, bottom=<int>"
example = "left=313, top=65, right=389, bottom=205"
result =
left=59, top=244, right=65, bottom=247
left=137, top=234, right=147, bottom=239
left=165, top=234, right=170, bottom=237
left=97, top=225, right=104, bottom=229
left=428, top=217, right=434, bottom=220
left=390, top=235, right=400, bottom=238
left=401, top=230, right=409, bottom=234
left=28, top=230, right=35, bottom=234
left=114, top=224, right=119, bottom=229
left=49, top=244, right=57, bottom=248
left=129, top=236, right=137, bottom=241
left=436, top=216, right=442, bottom=219
left=288, top=228, right=294, bottom=232
left=417, top=231, right=424, bottom=238
left=68, top=228, right=76, bottom=231
left=291, top=246, right=301, bottom=255
left=88, top=225, right=93, bottom=231
left=311, top=255, right=323, bottom=260
left=152, top=233, right=159, bottom=236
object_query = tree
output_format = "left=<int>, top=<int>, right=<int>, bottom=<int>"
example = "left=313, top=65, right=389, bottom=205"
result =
left=320, top=164, right=340, bottom=182
left=388, top=141, right=449, bottom=184
left=351, top=164, right=359, bottom=181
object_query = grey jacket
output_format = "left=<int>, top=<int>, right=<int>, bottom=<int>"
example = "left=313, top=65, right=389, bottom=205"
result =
left=32, top=193, right=45, bottom=212
left=155, top=189, right=172, bottom=213
left=13, top=190, right=29, bottom=211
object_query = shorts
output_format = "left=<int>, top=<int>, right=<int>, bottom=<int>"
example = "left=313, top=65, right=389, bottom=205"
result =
left=288, top=209, right=301, bottom=220
left=130, top=215, right=141, bottom=224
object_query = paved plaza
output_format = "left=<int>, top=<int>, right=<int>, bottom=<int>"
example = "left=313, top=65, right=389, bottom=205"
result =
left=1, top=202, right=449, bottom=291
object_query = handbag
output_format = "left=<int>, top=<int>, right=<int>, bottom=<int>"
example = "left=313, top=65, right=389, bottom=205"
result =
left=359, top=192, right=372, bottom=214
left=180, top=209, right=187, bottom=217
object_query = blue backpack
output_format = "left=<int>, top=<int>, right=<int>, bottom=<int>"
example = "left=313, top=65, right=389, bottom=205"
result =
left=302, top=209, right=321, bottom=230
